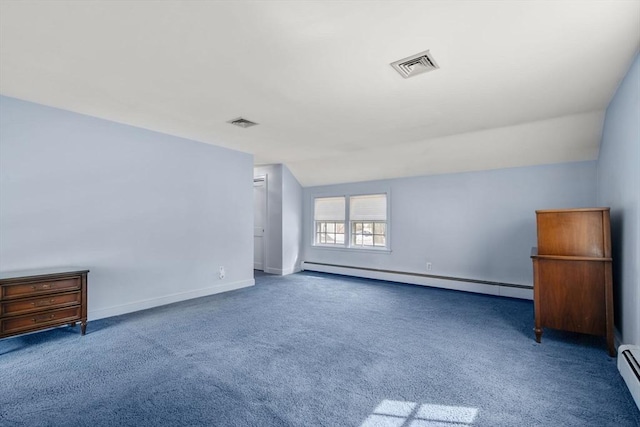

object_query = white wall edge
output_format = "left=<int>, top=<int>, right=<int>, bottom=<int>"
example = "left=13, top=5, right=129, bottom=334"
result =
left=284, top=265, right=303, bottom=275
left=301, top=262, right=533, bottom=300
left=88, top=278, right=255, bottom=321
left=615, top=328, right=623, bottom=351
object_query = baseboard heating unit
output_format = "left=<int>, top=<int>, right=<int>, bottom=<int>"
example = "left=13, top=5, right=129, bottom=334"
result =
left=301, top=262, right=533, bottom=300
left=618, top=345, right=640, bottom=410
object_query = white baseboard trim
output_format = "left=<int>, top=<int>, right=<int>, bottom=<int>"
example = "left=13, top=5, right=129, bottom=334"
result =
left=88, top=278, right=255, bottom=321
left=301, top=262, right=533, bottom=300
left=263, top=266, right=302, bottom=276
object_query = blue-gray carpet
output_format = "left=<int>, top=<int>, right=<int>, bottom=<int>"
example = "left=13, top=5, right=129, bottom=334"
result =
left=1, top=271, right=638, bottom=426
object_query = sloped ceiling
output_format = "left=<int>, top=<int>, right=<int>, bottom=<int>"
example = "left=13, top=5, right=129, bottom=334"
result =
left=1, top=1, right=638, bottom=186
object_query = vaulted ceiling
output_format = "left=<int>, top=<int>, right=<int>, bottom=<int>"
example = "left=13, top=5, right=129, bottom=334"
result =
left=1, top=1, right=638, bottom=186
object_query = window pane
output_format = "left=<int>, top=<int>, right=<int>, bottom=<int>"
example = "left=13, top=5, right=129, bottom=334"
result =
left=337, top=223, right=345, bottom=233
left=374, top=235, right=385, bottom=246
left=349, top=219, right=387, bottom=248
left=363, top=222, right=373, bottom=234
left=315, top=221, right=345, bottom=246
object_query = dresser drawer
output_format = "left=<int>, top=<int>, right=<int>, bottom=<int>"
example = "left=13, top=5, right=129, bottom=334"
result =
left=0, top=268, right=89, bottom=339
left=1, top=306, right=81, bottom=335
left=1, top=277, right=80, bottom=299
left=1, top=292, right=81, bottom=317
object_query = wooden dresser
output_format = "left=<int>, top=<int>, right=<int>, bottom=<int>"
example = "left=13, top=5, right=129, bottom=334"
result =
left=0, top=267, right=89, bottom=339
left=531, top=208, right=614, bottom=356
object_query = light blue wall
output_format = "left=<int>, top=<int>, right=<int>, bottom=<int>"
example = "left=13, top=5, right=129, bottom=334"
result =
left=282, top=165, right=303, bottom=274
left=0, top=96, right=254, bottom=319
left=303, top=162, right=597, bottom=287
left=253, top=163, right=303, bottom=275
left=597, top=54, right=640, bottom=346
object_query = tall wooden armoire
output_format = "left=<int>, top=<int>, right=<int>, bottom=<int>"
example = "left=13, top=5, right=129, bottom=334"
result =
left=531, top=207, right=615, bottom=356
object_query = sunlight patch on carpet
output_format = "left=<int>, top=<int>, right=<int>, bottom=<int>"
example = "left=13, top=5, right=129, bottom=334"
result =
left=361, top=400, right=478, bottom=427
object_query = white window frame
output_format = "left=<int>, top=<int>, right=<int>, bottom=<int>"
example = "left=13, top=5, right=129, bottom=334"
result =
left=313, top=196, right=346, bottom=247
left=312, top=191, right=391, bottom=252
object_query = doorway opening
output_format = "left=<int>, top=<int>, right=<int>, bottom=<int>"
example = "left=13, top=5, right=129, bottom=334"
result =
left=253, top=176, right=267, bottom=271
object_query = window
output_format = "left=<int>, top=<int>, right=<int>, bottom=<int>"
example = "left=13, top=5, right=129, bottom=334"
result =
left=350, top=194, right=387, bottom=248
left=314, top=197, right=345, bottom=246
left=313, top=193, right=388, bottom=250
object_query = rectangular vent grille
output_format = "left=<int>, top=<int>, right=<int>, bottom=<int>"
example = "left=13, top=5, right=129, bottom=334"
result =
left=623, top=349, right=640, bottom=380
left=228, top=117, right=258, bottom=128
left=391, top=50, right=439, bottom=79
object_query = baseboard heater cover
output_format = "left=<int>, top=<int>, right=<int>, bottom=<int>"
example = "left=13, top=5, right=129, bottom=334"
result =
left=301, top=261, right=533, bottom=300
left=302, top=261, right=530, bottom=288
left=618, top=345, right=640, bottom=410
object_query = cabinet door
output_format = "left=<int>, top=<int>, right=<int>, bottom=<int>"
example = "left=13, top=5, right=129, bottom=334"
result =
left=537, top=259, right=606, bottom=335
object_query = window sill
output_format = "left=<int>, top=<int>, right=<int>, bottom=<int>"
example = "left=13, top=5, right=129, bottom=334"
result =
left=311, top=245, right=391, bottom=254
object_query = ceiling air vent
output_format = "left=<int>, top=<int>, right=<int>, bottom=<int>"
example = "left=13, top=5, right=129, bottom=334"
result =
left=390, top=50, right=439, bottom=78
left=227, top=117, right=258, bottom=128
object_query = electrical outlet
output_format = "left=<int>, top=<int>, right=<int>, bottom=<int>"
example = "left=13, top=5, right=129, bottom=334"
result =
left=219, top=266, right=225, bottom=279
left=426, top=262, right=432, bottom=271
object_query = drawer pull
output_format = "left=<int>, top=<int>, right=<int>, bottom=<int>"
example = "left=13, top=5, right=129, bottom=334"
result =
left=32, top=314, right=55, bottom=323
left=31, top=299, right=56, bottom=307
left=31, top=284, right=51, bottom=290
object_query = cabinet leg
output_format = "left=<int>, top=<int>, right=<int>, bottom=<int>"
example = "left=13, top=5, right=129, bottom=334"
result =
left=81, top=321, right=87, bottom=336
left=69, top=322, right=77, bottom=327
left=534, top=328, right=542, bottom=343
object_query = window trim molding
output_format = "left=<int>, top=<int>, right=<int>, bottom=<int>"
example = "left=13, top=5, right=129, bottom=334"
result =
left=311, top=244, right=392, bottom=254
left=311, top=190, right=391, bottom=252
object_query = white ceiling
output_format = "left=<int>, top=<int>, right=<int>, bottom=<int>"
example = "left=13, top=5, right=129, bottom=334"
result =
left=1, top=1, right=638, bottom=186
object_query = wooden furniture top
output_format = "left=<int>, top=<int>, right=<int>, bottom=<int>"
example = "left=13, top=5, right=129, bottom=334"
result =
left=535, top=208, right=611, bottom=258
left=535, top=207, right=610, bottom=213
left=0, top=267, right=90, bottom=282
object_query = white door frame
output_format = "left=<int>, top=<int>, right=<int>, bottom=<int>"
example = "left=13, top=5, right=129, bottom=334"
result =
left=253, top=175, right=267, bottom=271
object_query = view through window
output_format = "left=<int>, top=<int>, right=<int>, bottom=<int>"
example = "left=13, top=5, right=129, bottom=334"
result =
left=314, top=193, right=388, bottom=250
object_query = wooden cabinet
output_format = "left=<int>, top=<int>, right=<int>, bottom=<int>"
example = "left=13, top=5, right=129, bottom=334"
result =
left=531, top=208, right=615, bottom=356
left=0, top=268, right=89, bottom=339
